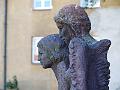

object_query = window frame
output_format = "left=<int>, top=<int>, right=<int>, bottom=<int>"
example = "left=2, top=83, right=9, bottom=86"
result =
left=33, top=0, right=52, bottom=10
left=31, top=36, right=43, bottom=64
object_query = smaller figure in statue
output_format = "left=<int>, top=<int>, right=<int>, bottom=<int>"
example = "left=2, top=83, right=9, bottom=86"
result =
left=37, top=34, right=70, bottom=90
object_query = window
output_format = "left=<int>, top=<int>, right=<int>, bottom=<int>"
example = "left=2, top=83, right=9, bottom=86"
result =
left=33, top=0, right=52, bottom=10
left=32, top=36, right=43, bottom=64
left=80, top=0, right=100, bottom=8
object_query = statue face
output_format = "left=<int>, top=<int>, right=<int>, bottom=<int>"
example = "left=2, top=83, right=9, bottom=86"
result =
left=37, top=34, right=68, bottom=69
left=57, top=22, right=73, bottom=45
left=38, top=48, right=53, bottom=69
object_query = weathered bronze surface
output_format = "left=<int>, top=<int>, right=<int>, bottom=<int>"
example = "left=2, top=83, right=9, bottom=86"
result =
left=38, top=4, right=111, bottom=90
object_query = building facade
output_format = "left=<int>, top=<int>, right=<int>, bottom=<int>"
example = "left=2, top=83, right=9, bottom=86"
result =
left=0, top=0, right=120, bottom=90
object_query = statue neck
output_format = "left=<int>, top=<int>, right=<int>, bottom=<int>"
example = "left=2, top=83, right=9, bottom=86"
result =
left=78, top=33, right=97, bottom=45
left=51, top=61, right=67, bottom=80
left=51, top=61, right=69, bottom=90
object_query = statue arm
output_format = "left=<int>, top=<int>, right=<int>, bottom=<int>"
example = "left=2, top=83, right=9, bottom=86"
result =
left=66, top=37, right=87, bottom=90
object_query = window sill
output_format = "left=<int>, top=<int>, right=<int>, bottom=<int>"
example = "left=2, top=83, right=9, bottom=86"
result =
left=32, top=6, right=53, bottom=10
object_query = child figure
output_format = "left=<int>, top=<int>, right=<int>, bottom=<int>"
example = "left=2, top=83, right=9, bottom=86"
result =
left=37, top=34, right=70, bottom=90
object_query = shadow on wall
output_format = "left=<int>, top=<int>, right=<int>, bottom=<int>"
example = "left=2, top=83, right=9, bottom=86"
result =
left=116, top=86, right=120, bottom=90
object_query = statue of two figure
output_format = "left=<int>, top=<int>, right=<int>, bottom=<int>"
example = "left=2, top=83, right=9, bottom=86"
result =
left=37, top=4, right=111, bottom=90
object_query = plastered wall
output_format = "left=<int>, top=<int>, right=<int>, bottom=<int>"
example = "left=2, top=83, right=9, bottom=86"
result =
left=0, top=0, right=120, bottom=90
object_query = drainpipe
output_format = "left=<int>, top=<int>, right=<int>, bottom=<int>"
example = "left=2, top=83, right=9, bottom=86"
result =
left=4, top=0, right=8, bottom=89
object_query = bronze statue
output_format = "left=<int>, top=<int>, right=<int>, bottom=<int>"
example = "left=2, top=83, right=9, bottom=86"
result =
left=38, top=4, right=111, bottom=90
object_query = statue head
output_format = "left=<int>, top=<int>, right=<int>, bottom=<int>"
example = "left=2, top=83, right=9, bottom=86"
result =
left=37, top=34, right=66, bottom=69
left=54, top=4, right=91, bottom=44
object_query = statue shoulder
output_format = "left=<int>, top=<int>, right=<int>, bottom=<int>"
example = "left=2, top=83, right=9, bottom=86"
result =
left=69, top=37, right=86, bottom=49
